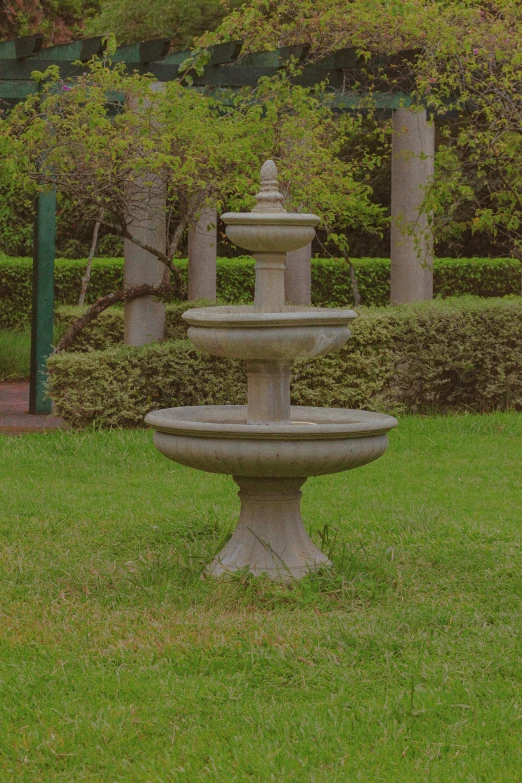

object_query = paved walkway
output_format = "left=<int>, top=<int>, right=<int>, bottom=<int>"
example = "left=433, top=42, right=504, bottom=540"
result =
left=0, top=382, right=65, bottom=435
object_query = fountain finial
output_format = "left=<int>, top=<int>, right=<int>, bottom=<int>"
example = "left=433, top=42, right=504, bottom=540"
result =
left=252, top=160, right=286, bottom=213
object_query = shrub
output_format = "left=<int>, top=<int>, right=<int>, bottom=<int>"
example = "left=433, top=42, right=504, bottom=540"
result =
left=47, top=297, right=522, bottom=428
left=3, top=255, right=521, bottom=328
left=48, top=340, right=246, bottom=429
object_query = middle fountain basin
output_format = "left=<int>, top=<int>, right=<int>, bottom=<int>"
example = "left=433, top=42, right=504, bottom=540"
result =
left=183, top=305, right=357, bottom=361
left=145, top=405, right=398, bottom=478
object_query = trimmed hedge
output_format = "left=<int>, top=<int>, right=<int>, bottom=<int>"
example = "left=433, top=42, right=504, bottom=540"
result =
left=3, top=254, right=521, bottom=328
left=0, top=256, right=125, bottom=329
left=312, top=256, right=522, bottom=306
left=48, top=296, right=522, bottom=428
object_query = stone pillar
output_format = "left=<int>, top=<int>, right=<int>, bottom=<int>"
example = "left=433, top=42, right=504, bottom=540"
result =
left=187, top=206, right=217, bottom=301
left=390, top=108, right=435, bottom=304
left=123, top=177, right=166, bottom=345
left=124, top=82, right=166, bottom=345
left=285, top=243, right=312, bottom=305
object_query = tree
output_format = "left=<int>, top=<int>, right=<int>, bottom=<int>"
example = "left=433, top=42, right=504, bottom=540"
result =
left=85, top=0, right=244, bottom=48
left=0, top=56, right=386, bottom=349
left=0, top=0, right=240, bottom=47
left=0, top=0, right=102, bottom=44
left=207, top=0, right=522, bottom=262
left=200, top=0, right=461, bottom=58
left=414, top=2, right=522, bottom=262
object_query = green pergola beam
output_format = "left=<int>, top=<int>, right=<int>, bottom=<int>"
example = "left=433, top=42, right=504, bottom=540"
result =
left=29, top=188, right=56, bottom=415
left=189, top=64, right=344, bottom=89
left=0, top=47, right=417, bottom=93
left=32, top=37, right=105, bottom=61
left=0, top=59, right=86, bottom=80
left=162, top=40, right=243, bottom=66
left=0, top=34, right=43, bottom=59
left=237, top=44, right=309, bottom=68
left=112, top=38, right=170, bottom=63
left=316, top=47, right=360, bottom=69
left=328, top=91, right=414, bottom=110
left=0, top=80, right=38, bottom=99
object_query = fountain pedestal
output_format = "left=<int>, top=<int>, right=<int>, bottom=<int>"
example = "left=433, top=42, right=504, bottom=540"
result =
left=209, top=477, right=329, bottom=580
left=146, top=161, right=398, bottom=581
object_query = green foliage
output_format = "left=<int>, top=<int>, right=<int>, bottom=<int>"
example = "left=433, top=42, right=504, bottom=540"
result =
left=0, top=59, right=388, bottom=285
left=206, top=0, right=474, bottom=58
left=418, top=13, right=522, bottom=261
left=292, top=296, right=522, bottom=414
left=311, top=257, right=389, bottom=306
left=0, top=186, right=123, bottom=259
left=48, top=338, right=246, bottom=428
left=433, top=257, right=522, bottom=299
left=212, top=1, right=522, bottom=263
left=85, top=0, right=243, bottom=47
left=54, top=304, right=124, bottom=351
left=0, top=44, right=391, bottom=345
left=3, top=255, right=521, bottom=330
left=0, top=180, right=34, bottom=258
left=48, top=297, right=522, bottom=428
left=0, top=0, right=102, bottom=43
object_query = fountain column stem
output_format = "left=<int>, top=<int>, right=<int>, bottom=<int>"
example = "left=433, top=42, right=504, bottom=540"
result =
left=246, top=360, right=291, bottom=424
left=253, top=251, right=286, bottom=312
left=249, top=237, right=290, bottom=423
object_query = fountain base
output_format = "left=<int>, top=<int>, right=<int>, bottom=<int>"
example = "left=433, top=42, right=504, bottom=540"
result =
left=207, top=476, right=330, bottom=581
left=145, top=405, right=397, bottom=581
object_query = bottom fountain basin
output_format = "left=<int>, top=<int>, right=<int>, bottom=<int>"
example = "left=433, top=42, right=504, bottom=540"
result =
left=145, top=405, right=398, bottom=477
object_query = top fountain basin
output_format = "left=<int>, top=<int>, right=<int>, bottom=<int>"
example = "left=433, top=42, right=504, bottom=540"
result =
left=221, top=211, right=319, bottom=253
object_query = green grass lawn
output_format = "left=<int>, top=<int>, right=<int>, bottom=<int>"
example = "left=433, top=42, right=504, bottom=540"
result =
left=1, top=413, right=521, bottom=782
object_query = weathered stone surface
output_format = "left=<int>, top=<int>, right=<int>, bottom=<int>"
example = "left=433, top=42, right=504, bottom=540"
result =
left=208, top=477, right=330, bottom=581
left=124, top=84, right=167, bottom=345
left=147, top=405, right=393, bottom=477
left=188, top=206, right=217, bottom=301
left=286, top=243, right=312, bottom=306
left=123, top=180, right=166, bottom=345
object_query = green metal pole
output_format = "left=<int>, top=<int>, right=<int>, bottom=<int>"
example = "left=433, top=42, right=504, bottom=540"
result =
left=29, top=188, right=56, bottom=415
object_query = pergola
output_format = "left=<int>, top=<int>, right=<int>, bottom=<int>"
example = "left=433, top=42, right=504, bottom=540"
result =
left=0, top=34, right=433, bottom=413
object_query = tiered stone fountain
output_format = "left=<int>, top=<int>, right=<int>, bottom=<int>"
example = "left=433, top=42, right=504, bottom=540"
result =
left=145, top=161, right=397, bottom=581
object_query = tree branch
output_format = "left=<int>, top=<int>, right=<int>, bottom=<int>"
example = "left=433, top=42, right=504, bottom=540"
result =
left=119, top=226, right=187, bottom=297
left=54, top=282, right=177, bottom=354
left=78, top=210, right=103, bottom=306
